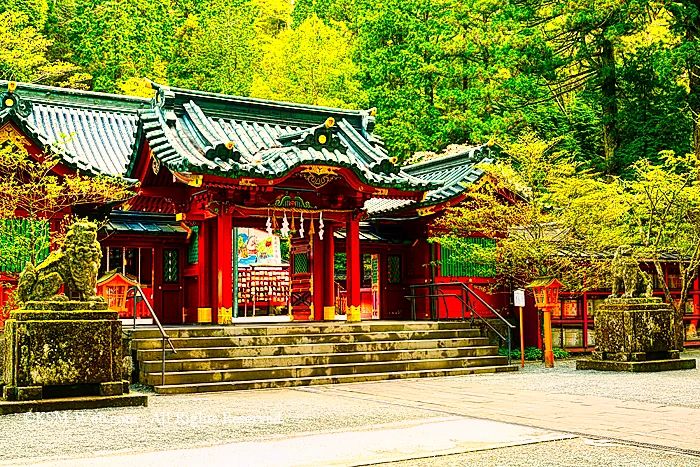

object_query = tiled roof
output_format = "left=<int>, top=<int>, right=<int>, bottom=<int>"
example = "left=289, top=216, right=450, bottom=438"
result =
left=334, top=222, right=386, bottom=242
left=365, top=144, right=494, bottom=216
left=0, top=81, right=453, bottom=198
left=363, top=198, right=414, bottom=215
left=0, top=81, right=150, bottom=176
left=103, top=211, right=187, bottom=235
left=132, top=85, right=436, bottom=191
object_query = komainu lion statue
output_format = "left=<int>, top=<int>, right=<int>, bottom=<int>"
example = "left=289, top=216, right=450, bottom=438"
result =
left=16, top=221, right=105, bottom=305
left=610, top=245, right=653, bottom=299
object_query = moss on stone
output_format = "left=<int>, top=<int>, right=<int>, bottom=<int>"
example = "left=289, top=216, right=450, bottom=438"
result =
left=3, top=308, right=123, bottom=397
left=22, top=301, right=108, bottom=311
left=11, top=310, right=118, bottom=321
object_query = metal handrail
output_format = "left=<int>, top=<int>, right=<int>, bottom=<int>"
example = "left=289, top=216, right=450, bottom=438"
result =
left=406, top=282, right=515, bottom=364
left=404, top=294, right=466, bottom=321
left=125, top=285, right=176, bottom=386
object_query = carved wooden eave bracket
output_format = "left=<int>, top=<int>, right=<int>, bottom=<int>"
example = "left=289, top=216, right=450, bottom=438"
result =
left=299, top=165, right=340, bottom=189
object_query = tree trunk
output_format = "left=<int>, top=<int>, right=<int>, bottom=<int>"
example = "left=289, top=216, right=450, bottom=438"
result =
left=600, top=37, right=619, bottom=174
left=688, top=33, right=700, bottom=162
left=675, top=284, right=688, bottom=351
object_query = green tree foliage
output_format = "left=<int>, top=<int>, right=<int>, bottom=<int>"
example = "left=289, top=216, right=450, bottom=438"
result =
left=623, top=153, right=700, bottom=348
left=0, top=141, right=133, bottom=274
left=4, top=0, right=700, bottom=174
left=433, top=135, right=700, bottom=348
left=254, top=0, right=293, bottom=37
left=47, top=0, right=173, bottom=93
left=432, top=134, right=622, bottom=293
left=352, top=0, right=456, bottom=158
left=0, top=0, right=88, bottom=87
left=169, top=0, right=261, bottom=95
left=251, top=15, right=364, bottom=108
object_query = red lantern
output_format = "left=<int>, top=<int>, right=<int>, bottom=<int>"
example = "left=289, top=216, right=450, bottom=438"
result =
left=526, top=277, right=563, bottom=368
left=96, top=270, right=140, bottom=317
left=527, top=277, right=563, bottom=309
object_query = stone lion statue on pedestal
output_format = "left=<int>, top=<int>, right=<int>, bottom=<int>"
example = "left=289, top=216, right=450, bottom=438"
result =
left=16, top=221, right=105, bottom=305
left=610, top=245, right=653, bottom=299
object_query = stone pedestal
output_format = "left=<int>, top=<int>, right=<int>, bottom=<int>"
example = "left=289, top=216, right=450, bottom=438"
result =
left=577, top=298, right=696, bottom=372
left=2, top=301, right=129, bottom=401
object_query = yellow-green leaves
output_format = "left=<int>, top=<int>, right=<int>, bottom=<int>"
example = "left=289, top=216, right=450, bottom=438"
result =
left=250, top=16, right=364, bottom=108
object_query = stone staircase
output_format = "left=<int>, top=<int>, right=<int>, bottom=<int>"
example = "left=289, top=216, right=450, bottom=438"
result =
left=129, top=321, right=518, bottom=394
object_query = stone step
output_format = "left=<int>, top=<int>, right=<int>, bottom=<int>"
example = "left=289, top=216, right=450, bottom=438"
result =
left=138, top=346, right=500, bottom=373
left=153, top=365, right=519, bottom=394
left=144, top=355, right=509, bottom=385
left=135, top=337, right=491, bottom=361
left=130, top=329, right=481, bottom=350
left=128, top=321, right=477, bottom=340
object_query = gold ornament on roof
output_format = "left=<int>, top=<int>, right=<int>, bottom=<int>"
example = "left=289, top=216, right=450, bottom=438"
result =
left=0, top=123, right=30, bottom=148
left=300, top=165, right=340, bottom=189
left=416, top=206, right=436, bottom=217
left=239, top=178, right=257, bottom=186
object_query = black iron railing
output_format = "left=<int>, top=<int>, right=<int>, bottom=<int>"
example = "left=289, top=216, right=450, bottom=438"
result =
left=406, top=282, right=515, bottom=364
left=125, top=285, right=176, bottom=386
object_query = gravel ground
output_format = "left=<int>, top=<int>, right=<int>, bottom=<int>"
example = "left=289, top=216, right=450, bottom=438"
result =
left=0, top=386, right=444, bottom=464
left=3, top=350, right=700, bottom=465
left=378, top=437, right=700, bottom=467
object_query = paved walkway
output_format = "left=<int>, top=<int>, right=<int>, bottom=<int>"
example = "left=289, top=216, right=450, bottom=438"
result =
left=304, top=376, right=700, bottom=452
left=3, top=354, right=700, bottom=466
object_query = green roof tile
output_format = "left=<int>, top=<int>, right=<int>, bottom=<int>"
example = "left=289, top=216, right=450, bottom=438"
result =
left=365, top=145, right=495, bottom=216
left=136, top=85, right=437, bottom=191
left=1, top=81, right=149, bottom=176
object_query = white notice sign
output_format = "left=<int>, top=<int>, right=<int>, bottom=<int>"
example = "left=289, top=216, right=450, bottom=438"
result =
left=514, top=289, right=526, bottom=307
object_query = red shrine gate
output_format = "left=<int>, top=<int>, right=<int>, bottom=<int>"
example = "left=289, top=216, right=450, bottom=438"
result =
left=124, top=84, right=435, bottom=324
left=0, top=80, right=512, bottom=330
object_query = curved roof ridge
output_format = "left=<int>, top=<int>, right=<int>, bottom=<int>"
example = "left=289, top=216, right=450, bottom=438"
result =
left=150, top=81, right=367, bottom=116
left=403, top=144, right=492, bottom=174
left=0, top=80, right=150, bottom=113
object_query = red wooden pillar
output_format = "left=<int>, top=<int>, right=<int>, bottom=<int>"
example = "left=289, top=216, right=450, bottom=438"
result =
left=216, top=212, right=233, bottom=324
left=312, top=230, right=324, bottom=321
left=196, top=220, right=213, bottom=323
left=346, top=217, right=361, bottom=322
left=323, top=223, right=336, bottom=320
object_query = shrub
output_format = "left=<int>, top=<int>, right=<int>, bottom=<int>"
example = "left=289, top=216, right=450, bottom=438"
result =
left=498, top=348, right=521, bottom=359
left=524, top=346, right=543, bottom=360
left=499, top=346, right=570, bottom=360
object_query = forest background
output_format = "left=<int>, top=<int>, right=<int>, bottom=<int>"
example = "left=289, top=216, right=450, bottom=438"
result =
left=4, top=0, right=700, bottom=175
left=7, top=0, right=700, bottom=344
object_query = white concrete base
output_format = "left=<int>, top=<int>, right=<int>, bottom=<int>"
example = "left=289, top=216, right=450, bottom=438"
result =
left=120, top=318, right=153, bottom=326
left=230, top=315, right=292, bottom=324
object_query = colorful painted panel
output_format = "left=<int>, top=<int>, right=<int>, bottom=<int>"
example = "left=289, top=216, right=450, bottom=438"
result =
left=237, top=228, right=282, bottom=266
